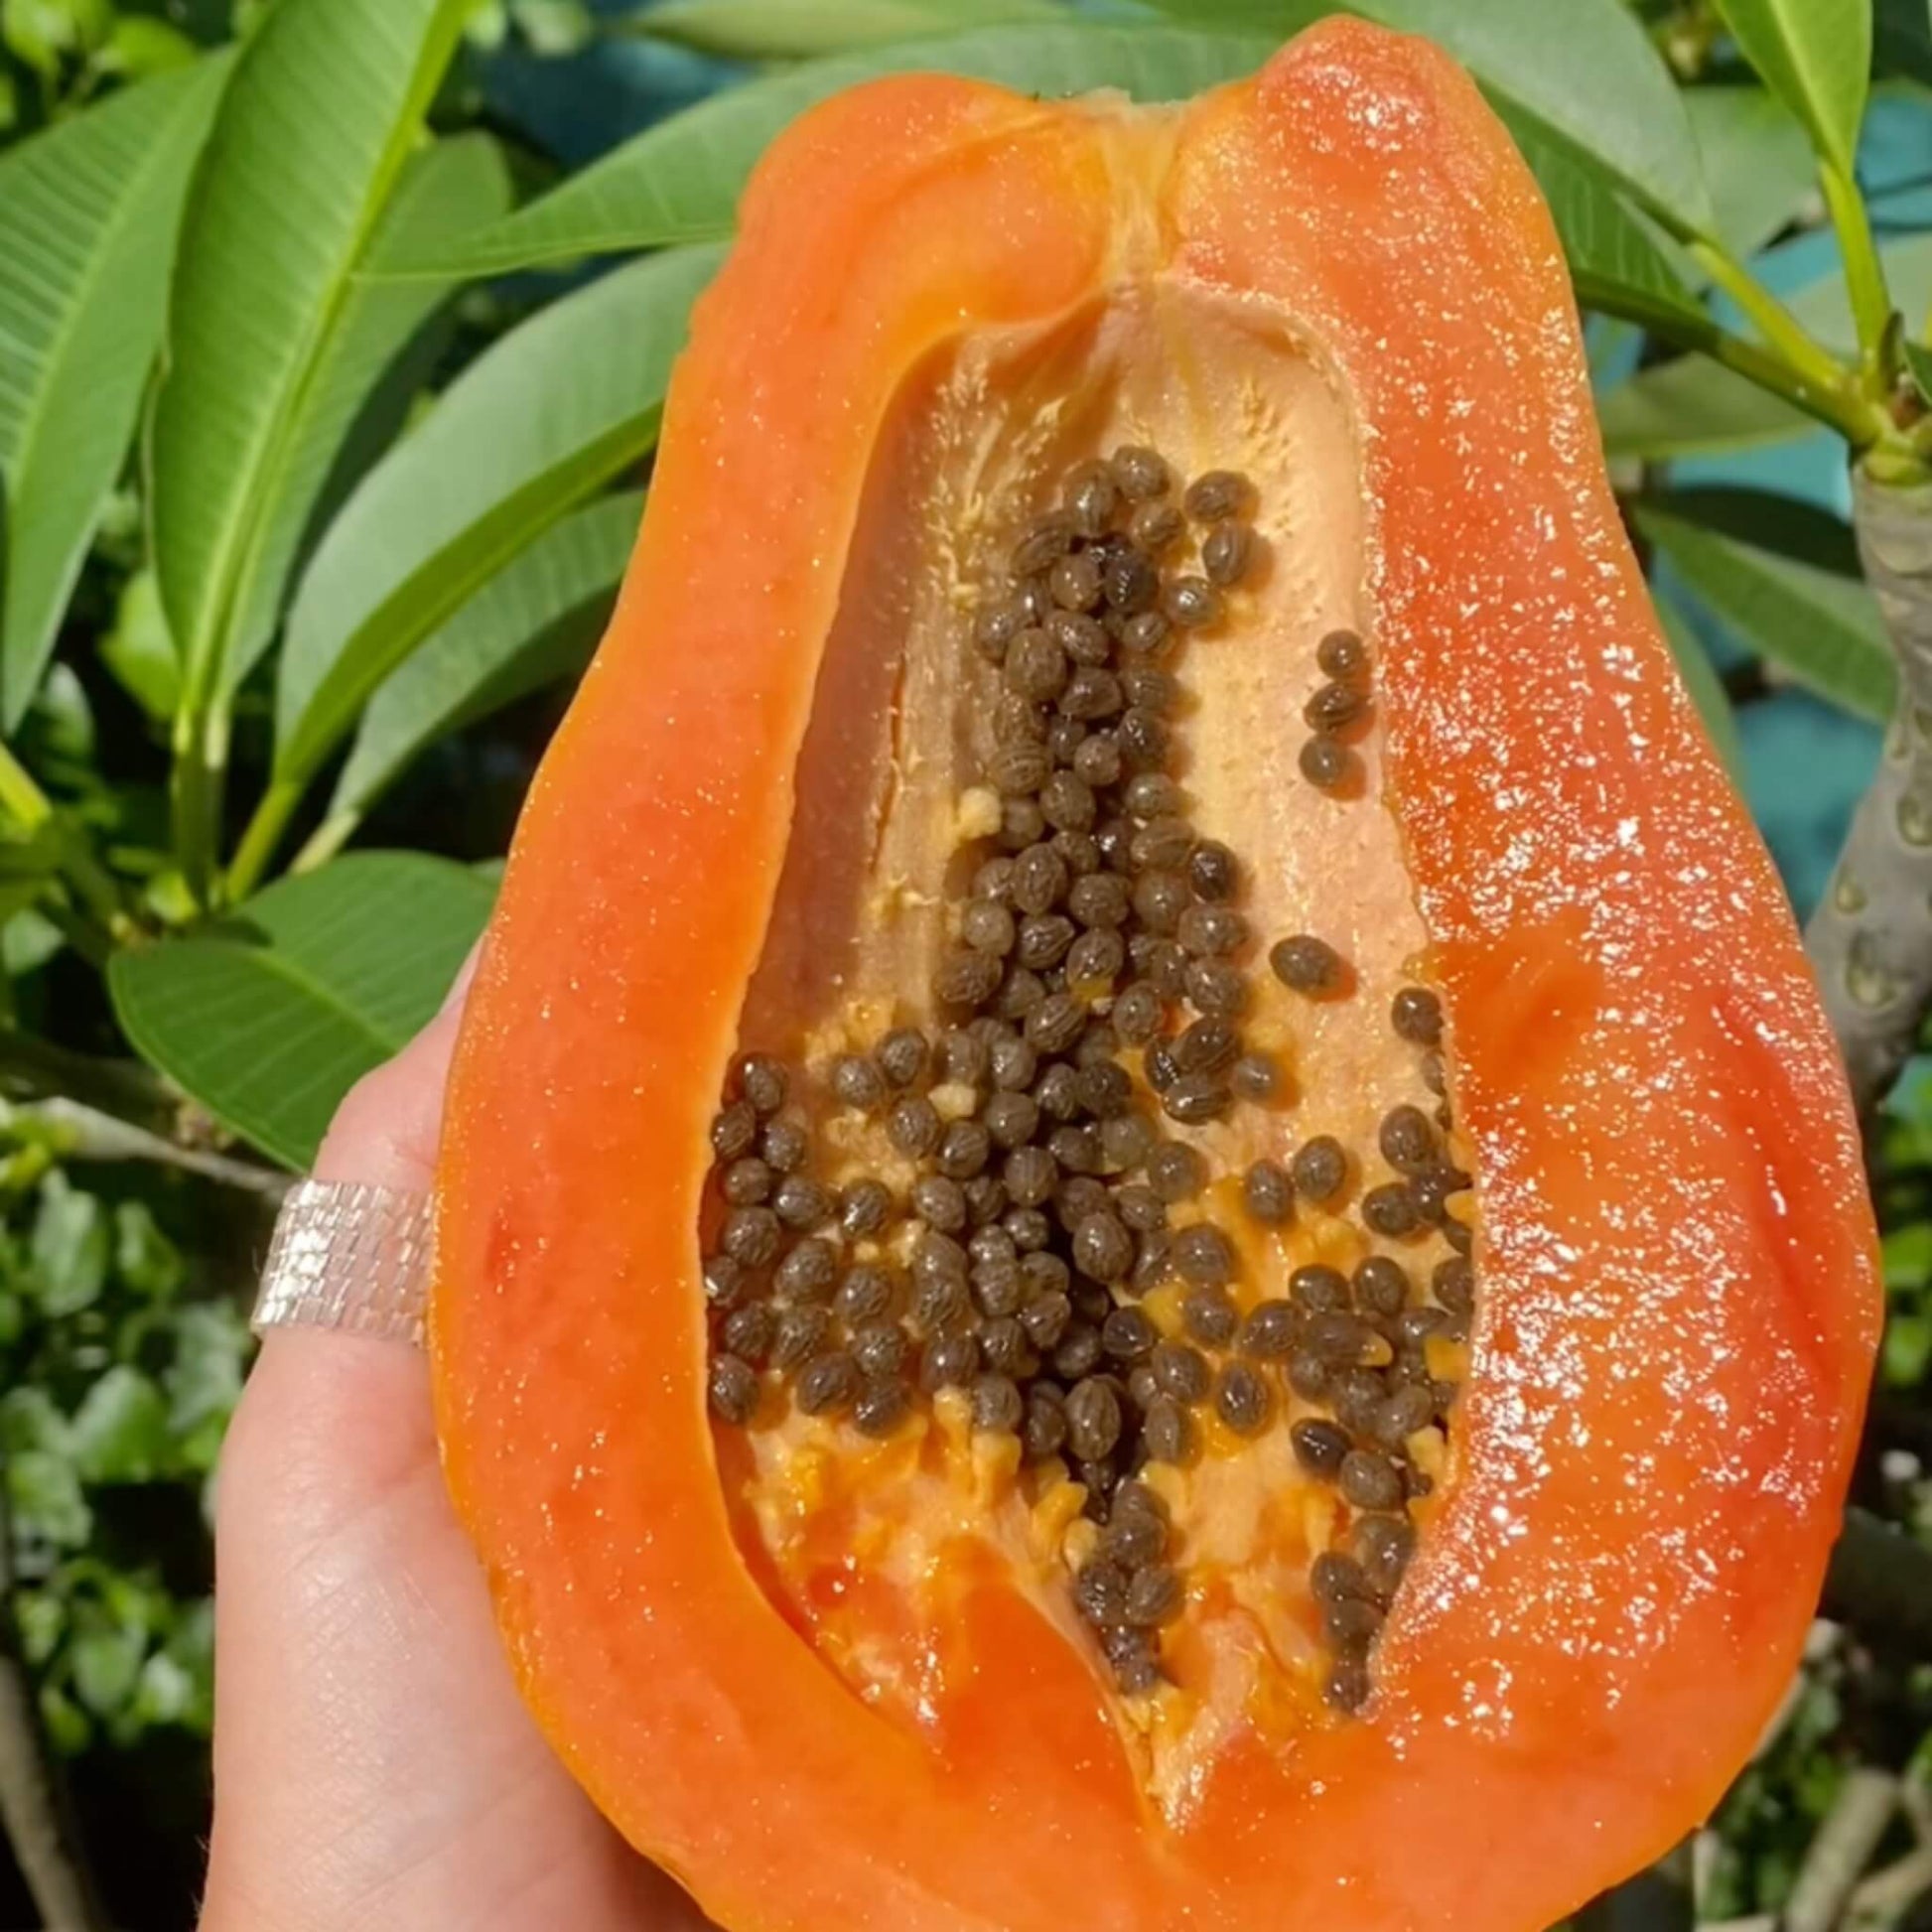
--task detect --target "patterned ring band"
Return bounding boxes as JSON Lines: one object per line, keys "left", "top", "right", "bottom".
{"left": 252, "top": 1178, "right": 433, "bottom": 1348}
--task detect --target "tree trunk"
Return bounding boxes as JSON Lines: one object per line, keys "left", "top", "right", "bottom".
{"left": 1807, "top": 471, "right": 1932, "bottom": 1117}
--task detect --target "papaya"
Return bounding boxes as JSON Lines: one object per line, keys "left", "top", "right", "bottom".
{"left": 431, "top": 18, "right": 1881, "bottom": 1931}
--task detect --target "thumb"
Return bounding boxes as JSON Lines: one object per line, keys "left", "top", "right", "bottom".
{"left": 206, "top": 946, "right": 705, "bottom": 1931}
{"left": 205, "top": 973, "right": 469, "bottom": 1921}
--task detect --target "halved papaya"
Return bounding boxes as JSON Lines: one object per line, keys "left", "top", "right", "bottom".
{"left": 431, "top": 19, "right": 1881, "bottom": 1931}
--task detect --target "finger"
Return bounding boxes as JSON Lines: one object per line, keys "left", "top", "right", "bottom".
{"left": 208, "top": 952, "right": 714, "bottom": 1931}
{"left": 311, "top": 941, "right": 477, "bottom": 1188}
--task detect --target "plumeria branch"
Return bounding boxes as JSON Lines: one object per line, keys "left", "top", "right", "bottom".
{"left": 0, "top": 1472, "right": 111, "bottom": 1931}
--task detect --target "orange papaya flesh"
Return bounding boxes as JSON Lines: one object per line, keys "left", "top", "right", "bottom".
{"left": 432, "top": 19, "right": 1881, "bottom": 1932}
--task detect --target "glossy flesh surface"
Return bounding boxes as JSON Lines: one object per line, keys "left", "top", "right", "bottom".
{"left": 433, "top": 21, "right": 1879, "bottom": 1930}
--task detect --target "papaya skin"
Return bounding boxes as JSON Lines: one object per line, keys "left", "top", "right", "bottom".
{"left": 432, "top": 19, "right": 1881, "bottom": 1932}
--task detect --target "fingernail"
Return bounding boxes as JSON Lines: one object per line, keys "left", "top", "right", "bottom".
{"left": 440, "top": 938, "right": 484, "bottom": 1016}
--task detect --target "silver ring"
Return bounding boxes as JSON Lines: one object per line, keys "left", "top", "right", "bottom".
{"left": 253, "top": 1178, "right": 432, "bottom": 1348}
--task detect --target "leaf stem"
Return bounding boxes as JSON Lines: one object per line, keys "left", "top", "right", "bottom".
{"left": 225, "top": 776, "right": 306, "bottom": 903}
{"left": 170, "top": 702, "right": 226, "bottom": 909}
{"left": 1689, "top": 240, "right": 1858, "bottom": 402}
{"left": 50, "top": 827, "right": 137, "bottom": 944}
{"left": 1583, "top": 285, "right": 1877, "bottom": 444}
{"left": 39, "top": 902, "right": 112, "bottom": 971}
{"left": 0, "top": 745, "right": 53, "bottom": 830}
{"left": 0, "top": 1031, "right": 172, "bottom": 1125}
{"left": 290, "top": 809, "right": 358, "bottom": 876}
{"left": 1818, "top": 161, "right": 1894, "bottom": 391}
{"left": 5, "top": 1095, "right": 288, "bottom": 1196}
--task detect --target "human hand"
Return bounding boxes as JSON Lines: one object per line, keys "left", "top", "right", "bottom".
{"left": 198, "top": 975, "right": 712, "bottom": 1932}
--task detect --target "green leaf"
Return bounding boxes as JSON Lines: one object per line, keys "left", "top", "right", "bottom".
{"left": 1882, "top": 1218, "right": 1932, "bottom": 1287}
{"left": 1883, "top": 1310, "right": 1932, "bottom": 1385}
{"left": 163, "top": 1303, "right": 247, "bottom": 1448}
{"left": 1904, "top": 337, "right": 1932, "bottom": 406}
{"left": 0, "top": 59, "right": 228, "bottom": 730}
{"left": 112, "top": 1200, "right": 183, "bottom": 1301}
{"left": 9, "top": 1450, "right": 90, "bottom": 1551}
{"left": 4, "top": 909, "right": 63, "bottom": 978}
{"left": 109, "top": 853, "right": 493, "bottom": 1168}
{"left": 29, "top": 1169, "right": 107, "bottom": 1315}
{"left": 1778, "top": 233, "right": 1932, "bottom": 353}
{"left": 1133, "top": 0, "right": 1711, "bottom": 230}
{"left": 38, "top": 1683, "right": 90, "bottom": 1755}
{"left": 99, "top": 568, "right": 180, "bottom": 725}
{"left": 69, "top": 1623, "right": 145, "bottom": 1718}
{"left": 1711, "top": 0, "right": 1871, "bottom": 177}
{"left": 381, "top": 25, "right": 1277, "bottom": 278}
{"left": 1634, "top": 488, "right": 1894, "bottom": 722}
{"left": 154, "top": 1598, "right": 213, "bottom": 1732}
{"left": 275, "top": 245, "right": 719, "bottom": 789}
{"left": 15, "top": 1590, "right": 65, "bottom": 1668}
{"left": 149, "top": 0, "right": 473, "bottom": 727}
{"left": 626, "top": 0, "right": 1059, "bottom": 60}
{"left": 2, "top": 0, "right": 106, "bottom": 72}
{"left": 1874, "top": 0, "right": 1932, "bottom": 84}
{"left": 1597, "top": 357, "right": 1814, "bottom": 459}
{"left": 1, "top": 1388, "right": 69, "bottom": 1457}
{"left": 1684, "top": 83, "right": 1819, "bottom": 262}
{"left": 512, "top": 0, "right": 594, "bottom": 55}
{"left": 69, "top": 1366, "right": 171, "bottom": 1482}
{"left": 467, "top": 0, "right": 511, "bottom": 52}
{"left": 1493, "top": 103, "right": 1706, "bottom": 333}
{"left": 132, "top": 1647, "right": 197, "bottom": 1730}
{"left": 328, "top": 489, "right": 640, "bottom": 831}
{"left": 1654, "top": 595, "right": 1743, "bottom": 776}
{"left": 100, "top": 17, "right": 201, "bottom": 77}
{"left": 215, "top": 133, "right": 515, "bottom": 701}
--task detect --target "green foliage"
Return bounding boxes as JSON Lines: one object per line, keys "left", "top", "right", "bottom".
{"left": 1882, "top": 1221, "right": 1932, "bottom": 1386}
{"left": 1712, "top": 0, "right": 1870, "bottom": 178}
{"left": 1, "top": 1127, "right": 244, "bottom": 1757}
{"left": 1634, "top": 490, "right": 1896, "bottom": 721}
{"left": 149, "top": 0, "right": 475, "bottom": 893}
{"left": 381, "top": 23, "right": 1278, "bottom": 279}
{"left": 207, "top": 131, "right": 515, "bottom": 705}
{"left": 1702, "top": 1670, "right": 1851, "bottom": 1918}
{"left": 271, "top": 243, "right": 718, "bottom": 801}
{"left": 1682, "top": 83, "right": 1817, "bottom": 263}
{"left": 110, "top": 852, "right": 493, "bottom": 1167}
{"left": 0, "top": 57, "right": 227, "bottom": 726}
{"left": 1490, "top": 101, "right": 1706, "bottom": 334}
{"left": 323, "top": 488, "right": 643, "bottom": 851}
{"left": 1597, "top": 357, "right": 1814, "bottom": 459}
{"left": 624, "top": 0, "right": 1060, "bottom": 60}
{"left": 1874, "top": 0, "right": 1932, "bottom": 87}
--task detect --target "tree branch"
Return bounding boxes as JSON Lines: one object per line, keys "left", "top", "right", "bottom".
{"left": 1823, "top": 1508, "right": 1932, "bottom": 1655}
{"left": 0, "top": 1463, "right": 110, "bottom": 1931}
{"left": 0, "top": 1032, "right": 172, "bottom": 1129}
{"left": 11, "top": 1097, "right": 289, "bottom": 1198}
{"left": 1849, "top": 1845, "right": 1932, "bottom": 1930}
{"left": 1807, "top": 470, "right": 1932, "bottom": 1116}
{"left": 1786, "top": 1766, "right": 1901, "bottom": 1932}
